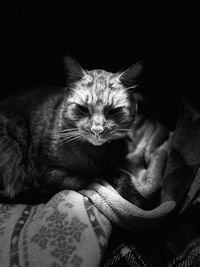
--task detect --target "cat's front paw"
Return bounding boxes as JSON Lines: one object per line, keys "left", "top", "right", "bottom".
{"left": 61, "top": 175, "right": 92, "bottom": 191}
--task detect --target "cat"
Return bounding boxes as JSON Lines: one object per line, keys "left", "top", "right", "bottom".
{"left": 0, "top": 56, "right": 142, "bottom": 203}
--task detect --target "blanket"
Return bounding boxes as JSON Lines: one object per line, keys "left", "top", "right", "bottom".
{"left": 100, "top": 103, "right": 200, "bottom": 266}
{"left": 1, "top": 102, "right": 200, "bottom": 266}
{"left": 81, "top": 116, "right": 173, "bottom": 231}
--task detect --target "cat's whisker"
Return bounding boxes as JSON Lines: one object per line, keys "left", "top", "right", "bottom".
{"left": 124, "top": 85, "right": 138, "bottom": 91}
{"left": 59, "top": 133, "right": 81, "bottom": 139}
{"left": 118, "top": 132, "right": 129, "bottom": 135}
{"left": 61, "top": 135, "right": 83, "bottom": 144}
{"left": 50, "top": 129, "right": 79, "bottom": 138}
{"left": 112, "top": 131, "right": 129, "bottom": 139}
{"left": 116, "top": 132, "right": 127, "bottom": 136}
{"left": 50, "top": 128, "right": 78, "bottom": 133}
{"left": 53, "top": 132, "right": 79, "bottom": 137}
{"left": 59, "top": 137, "right": 76, "bottom": 144}
{"left": 70, "top": 136, "right": 83, "bottom": 143}
{"left": 52, "top": 134, "right": 78, "bottom": 140}
{"left": 59, "top": 133, "right": 82, "bottom": 143}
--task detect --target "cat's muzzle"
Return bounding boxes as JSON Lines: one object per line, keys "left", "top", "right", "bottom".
{"left": 90, "top": 125, "right": 105, "bottom": 137}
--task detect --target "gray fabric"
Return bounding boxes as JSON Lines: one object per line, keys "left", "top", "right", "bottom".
{"left": 81, "top": 116, "right": 175, "bottom": 231}
{"left": 102, "top": 104, "right": 200, "bottom": 266}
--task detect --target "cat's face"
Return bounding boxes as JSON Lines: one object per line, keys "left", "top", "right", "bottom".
{"left": 62, "top": 57, "right": 142, "bottom": 146}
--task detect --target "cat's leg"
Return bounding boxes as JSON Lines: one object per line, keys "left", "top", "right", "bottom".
{"left": 42, "top": 168, "right": 92, "bottom": 191}
{"left": 7, "top": 169, "right": 92, "bottom": 204}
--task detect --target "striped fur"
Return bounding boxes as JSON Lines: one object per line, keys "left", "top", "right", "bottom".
{"left": 0, "top": 57, "right": 142, "bottom": 200}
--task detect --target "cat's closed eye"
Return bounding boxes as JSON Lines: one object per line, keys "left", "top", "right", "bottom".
{"left": 107, "top": 107, "right": 123, "bottom": 116}
{"left": 76, "top": 104, "right": 89, "bottom": 115}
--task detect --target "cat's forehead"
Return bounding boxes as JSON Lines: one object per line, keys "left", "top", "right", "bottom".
{"left": 81, "top": 69, "right": 119, "bottom": 87}
{"left": 69, "top": 69, "right": 130, "bottom": 108}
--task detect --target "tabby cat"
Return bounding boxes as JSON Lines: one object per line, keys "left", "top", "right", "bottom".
{"left": 0, "top": 56, "right": 142, "bottom": 203}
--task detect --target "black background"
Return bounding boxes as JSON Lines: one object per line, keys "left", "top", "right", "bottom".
{"left": 0, "top": 1, "right": 199, "bottom": 128}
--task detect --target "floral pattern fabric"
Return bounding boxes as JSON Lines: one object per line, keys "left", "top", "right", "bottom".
{"left": 0, "top": 190, "right": 111, "bottom": 267}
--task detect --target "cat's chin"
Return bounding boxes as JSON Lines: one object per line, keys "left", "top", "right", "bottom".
{"left": 87, "top": 138, "right": 107, "bottom": 146}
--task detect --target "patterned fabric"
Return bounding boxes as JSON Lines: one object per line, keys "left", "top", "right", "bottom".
{"left": 0, "top": 191, "right": 111, "bottom": 267}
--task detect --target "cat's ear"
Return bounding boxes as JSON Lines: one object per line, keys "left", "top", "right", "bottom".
{"left": 118, "top": 61, "right": 143, "bottom": 87}
{"left": 64, "top": 55, "right": 85, "bottom": 83}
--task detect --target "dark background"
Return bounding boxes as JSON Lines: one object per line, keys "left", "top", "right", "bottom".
{"left": 0, "top": 1, "right": 199, "bottom": 128}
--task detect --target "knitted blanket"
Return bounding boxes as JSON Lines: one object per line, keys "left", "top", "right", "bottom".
{"left": 81, "top": 115, "right": 172, "bottom": 231}
{"left": 100, "top": 104, "right": 200, "bottom": 267}
{"left": 0, "top": 103, "right": 200, "bottom": 266}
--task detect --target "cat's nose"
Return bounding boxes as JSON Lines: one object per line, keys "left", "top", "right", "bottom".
{"left": 91, "top": 125, "right": 105, "bottom": 136}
